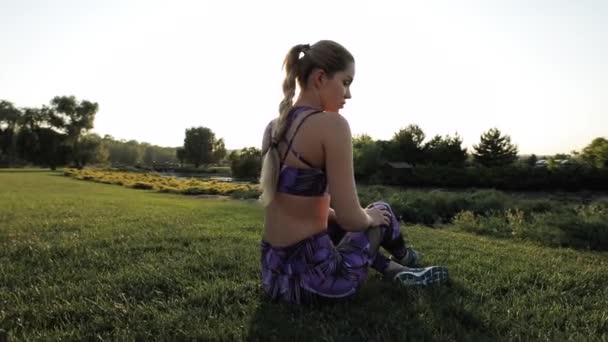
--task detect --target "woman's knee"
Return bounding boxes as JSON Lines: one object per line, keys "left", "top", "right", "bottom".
{"left": 367, "top": 201, "right": 401, "bottom": 239}
{"left": 366, "top": 200, "right": 392, "bottom": 211}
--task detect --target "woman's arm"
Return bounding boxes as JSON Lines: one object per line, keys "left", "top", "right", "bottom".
{"left": 323, "top": 114, "right": 371, "bottom": 231}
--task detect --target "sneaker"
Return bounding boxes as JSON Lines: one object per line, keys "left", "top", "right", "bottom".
{"left": 393, "top": 266, "right": 449, "bottom": 286}
{"left": 390, "top": 247, "right": 422, "bottom": 268}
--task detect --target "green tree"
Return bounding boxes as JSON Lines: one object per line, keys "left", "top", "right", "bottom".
{"left": 15, "top": 108, "right": 43, "bottom": 163}
{"left": 230, "top": 147, "right": 262, "bottom": 180}
{"left": 141, "top": 143, "right": 178, "bottom": 166}
{"left": 50, "top": 96, "right": 99, "bottom": 167}
{"left": 75, "top": 133, "right": 107, "bottom": 166}
{"left": 390, "top": 124, "right": 426, "bottom": 164}
{"left": 424, "top": 133, "right": 468, "bottom": 167}
{"left": 104, "top": 137, "right": 141, "bottom": 165}
{"left": 176, "top": 147, "right": 186, "bottom": 167}
{"left": 0, "top": 100, "right": 22, "bottom": 159}
{"left": 579, "top": 137, "right": 608, "bottom": 168}
{"left": 183, "top": 127, "right": 215, "bottom": 168}
{"left": 352, "top": 134, "right": 383, "bottom": 179}
{"left": 526, "top": 154, "right": 538, "bottom": 167}
{"left": 36, "top": 128, "right": 69, "bottom": 170}
{"left": 213, "top": 138, "right": 227, "bottom": 164}
{"left": 142, "top": 143, "right": 155, "bottom": 166}
{"left": 472, "top": 128, "right": 518, "bottom": 167}
{"left": 15, "top": 107, "right": 65, "bottom": 166}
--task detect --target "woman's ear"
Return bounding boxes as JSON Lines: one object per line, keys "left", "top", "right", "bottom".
{"left": 311, "top": 68, "right": 327, "bottom": 89}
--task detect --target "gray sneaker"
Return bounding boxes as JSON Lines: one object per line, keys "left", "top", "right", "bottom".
{"left": 390, "top": 246, "right": 422, "bottom": 268}
{"left": 393, "top": 266, "right": 449, "bottom": 286}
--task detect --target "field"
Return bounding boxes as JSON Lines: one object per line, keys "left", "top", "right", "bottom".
{"left": 1, "top": 170, "right": 607, "bottom": 341}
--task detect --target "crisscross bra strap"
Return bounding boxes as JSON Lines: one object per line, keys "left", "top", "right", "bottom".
{"left": 280, "top": 110, "right": 324, "bottom": 165}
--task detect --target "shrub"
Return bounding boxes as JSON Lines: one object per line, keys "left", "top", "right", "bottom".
{"left": 452, "top": 210, "right": 479, "bottom": 233}
{"left": 468, "top": 189, "right": 511, "bottom": 214}
{"left": 131, "top": 182, "right": 154, "bottom": 190}
{"left": 506, "top": 208, "right": 526, "bottom": 238}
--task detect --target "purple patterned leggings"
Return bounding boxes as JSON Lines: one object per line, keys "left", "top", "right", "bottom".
{"left": 260, "top": 201, "right": 408, "bottom": 304}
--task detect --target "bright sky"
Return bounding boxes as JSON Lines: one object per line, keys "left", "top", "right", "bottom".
{"left": 1, "top": 0, "right": 606, "bottom": 155}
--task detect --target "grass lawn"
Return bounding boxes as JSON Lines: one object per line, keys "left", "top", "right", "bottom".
{"left": 1, "top": 170, "right": 607, "bottom": 341}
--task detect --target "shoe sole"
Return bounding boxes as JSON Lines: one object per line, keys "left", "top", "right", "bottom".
{"left": 394, "top": 266, "right": 449, "bottom": 286}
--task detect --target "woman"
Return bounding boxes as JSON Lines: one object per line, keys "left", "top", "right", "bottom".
{"left": 259, "top": 40, "right": 448, "bottom": 304}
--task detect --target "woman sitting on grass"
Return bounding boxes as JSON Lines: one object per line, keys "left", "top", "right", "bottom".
{"left": 259, "top": 40, "right": 449, "bottom": 304}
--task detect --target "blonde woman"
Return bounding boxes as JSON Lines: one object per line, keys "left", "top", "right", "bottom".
{"left": 259, "top": 40, "right": 448, "bottom": 304}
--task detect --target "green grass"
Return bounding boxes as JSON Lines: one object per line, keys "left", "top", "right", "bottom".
{"left": 1, "top": 171, "right": 608, "bottom": 341}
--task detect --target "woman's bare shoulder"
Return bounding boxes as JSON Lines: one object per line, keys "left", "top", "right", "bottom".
{"left": 319, "top": 111, "right": 351, "bottom": 136}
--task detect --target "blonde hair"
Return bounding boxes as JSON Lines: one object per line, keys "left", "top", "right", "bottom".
{"left": 258, "top": 40, "right": 354, "bottom": 206}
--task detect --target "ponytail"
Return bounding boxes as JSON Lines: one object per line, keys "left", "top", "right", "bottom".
{"left": 259, "top": 44, "right": 311, "bottom": 206}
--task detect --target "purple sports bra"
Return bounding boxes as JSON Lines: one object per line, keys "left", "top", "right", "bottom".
{"left": 271, "top": 106, "right": 328, "bottom": 196}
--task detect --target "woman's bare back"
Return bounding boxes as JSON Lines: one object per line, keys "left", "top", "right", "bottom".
{"left": 262, "top": 109, "right": 332, "bottom": 247}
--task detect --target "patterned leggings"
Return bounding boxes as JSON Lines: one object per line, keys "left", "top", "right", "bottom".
{"left": 260, "top": 201, "right": 408, "bottom": 304}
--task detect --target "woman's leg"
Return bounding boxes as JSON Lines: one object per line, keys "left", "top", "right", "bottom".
{"left": 327, "top": 201, "right": 432, "bottom": 278}
{"left": 327, "top": 219, "right": 392, "bottom": 273}
{"left": 365, "top": 201, "right": 421, "bottom": 267}
{"left": 329, "top": 201, "right": 420, "bottom": 267}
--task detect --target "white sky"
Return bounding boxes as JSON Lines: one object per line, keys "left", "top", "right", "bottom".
{"left": 1, "top": 0, "right": 606, "bottom": 155}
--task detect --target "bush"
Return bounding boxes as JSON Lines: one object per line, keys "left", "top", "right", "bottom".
{"left": 468, "top": 189, "right": 512, "bottom": 215}
{"left": 365, "top": 188, "right": 511, "bottom": 225}
{"left": 182, "top": 187, "right": 204, "bottom": 195}
{"left": 451, "top": 204, "right": 608, "bottom": 251}
{"left": 361, "top": 163, "right": 608, "bottom": 192}
{"left": 63, "top": 168, "right": 259, "bottom": 197}
{"left": 452, "top": 210, "right": 480, "bottom": 233}
{"left": 452, "top": 210, "right": 511, "bottom": 237}
{"left": 131, "top": 182, "right": 154, "bottom": 190}
{"left": 229, "top": 188, "right": 260, "bottom": 200}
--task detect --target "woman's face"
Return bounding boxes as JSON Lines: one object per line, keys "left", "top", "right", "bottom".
{"left": 319, "top": 62, "right": 355, "bottom": 112}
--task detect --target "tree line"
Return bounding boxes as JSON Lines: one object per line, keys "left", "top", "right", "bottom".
{"left": 0, "top": 97, "right": 99, "bottom": 169}
{"left": 0, "top": 97, "right": 229, "bottom": 170}
{"left": 225, "top": 124, "right": 608, "bottom": 189}
{"left": 2, "top": 96, "right": 607, "bottom": 188}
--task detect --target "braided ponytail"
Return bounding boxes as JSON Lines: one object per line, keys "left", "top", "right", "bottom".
{"left": 259, "top": 44, "right": 310, "bottom": 206}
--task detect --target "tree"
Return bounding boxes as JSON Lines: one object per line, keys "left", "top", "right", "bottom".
{"left": 0, "top": 100, "right": 22, "bottom": 158}
{"left": 183, "top": 127, "right": 215, "bottom": 168}
{"left": 50, "top": 96, "right": 99, "bottom": 167}
{"left": 212, "top": 138, "right": 227, "bottom": 164}
{"left": 176, "top": 147, "right": 186, "bottom": 167}
{"left": 36, "top": 128, "right": 69, "bottom": 170}
{"left": 579, "top": 137, "right": 608, "bottom": 168}
{"left": 152, "top": 146, "right": 178, "bottom": 165}
{"left": 230, "top": 147, "right": 262, "bottom": 180}
{"left": 104, "top": 138, "right": 141, "bottom": 165}
{"left": 75, "top": 133, "right": 107, "bottom": 166}
{"left": 15, "top": 107, "right": 64, "bottom": 166}
{"left": 526, "top": 154, "right": 538, "bottom": 167}
{"left": 99, "top": 136, "right": 177, "bottom": 167}
{"left": 390, "top": 124, "right": 426, "bottom": 164}
{"left": 424, "top": 133, "right": 468, "bottom": 167}
{"left": 353, "top": 133, "right": 374, "bottom": 149}
{"left": 352, "top": 134, "right": 383, "bottom": 179}
{"left": 472, "top": 128, "right": 518, "bottom": 167}
{"left": 142, "top": 143, "right": 155, "bottom": 166}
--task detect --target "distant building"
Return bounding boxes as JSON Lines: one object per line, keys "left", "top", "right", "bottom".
{"left": 382, "top": 161, "right": 414, "bottom": 184}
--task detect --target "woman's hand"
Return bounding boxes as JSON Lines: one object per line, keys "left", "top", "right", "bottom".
{"left": 365, "top": 205, "right": 392, "bottom": 227}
